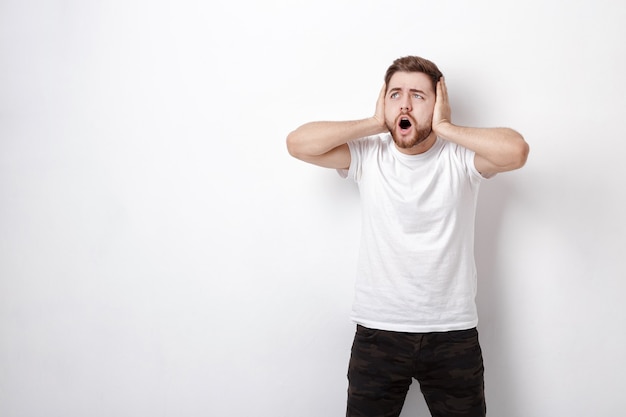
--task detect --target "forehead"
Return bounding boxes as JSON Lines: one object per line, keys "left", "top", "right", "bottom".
{"left": 387, "top": 71, "right": 434, "bottom": 94}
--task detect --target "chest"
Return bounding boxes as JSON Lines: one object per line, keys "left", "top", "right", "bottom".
{"left": 357, "top": 151, "right": 477, "bottom": 233}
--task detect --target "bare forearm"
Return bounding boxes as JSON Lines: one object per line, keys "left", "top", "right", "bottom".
{"left": 435, "top": 122, "right": 529, "bottom": 171}
{"left": 287, "top": 117, "right": 386, "bottom": 157}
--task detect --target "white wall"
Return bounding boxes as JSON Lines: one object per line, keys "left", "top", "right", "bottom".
{"left": 1, "top": 0, "right": 625, "bottom": 416}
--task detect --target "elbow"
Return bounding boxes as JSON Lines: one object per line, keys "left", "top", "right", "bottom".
{"left": 501, "top": 130, "right": 529, "bottom": 171}
{"left": 513, "top": 134, "right": 530, "bottom": 169}
{"left": 286, "top": 129, "right": 318, "bottom": 160}
{"left": 491, "top": 132, "right": 529, "bottom": 173}
{"left": 286, "top": 130, "right": 303, "bottom": 159}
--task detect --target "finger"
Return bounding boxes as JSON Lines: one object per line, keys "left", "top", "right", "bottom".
{"left": 439, "top": 76, "right": 448, "bottom": 97}
{"left": 377, "top": 83, "right": 386, "bottom": 106}
{"left": 374, "top": 83, "right": 386, "bottom": 124}
{"left": 435, "top": 78, "right": 444, "bottom": 102}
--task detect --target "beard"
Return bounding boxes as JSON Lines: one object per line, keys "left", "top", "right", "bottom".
{"left": 386, "top": 114, "right": 433, "bottom": 150}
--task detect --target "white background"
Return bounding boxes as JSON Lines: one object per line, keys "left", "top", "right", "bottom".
{"left": 1, "top": 1, "right": 625, "bottom": 416}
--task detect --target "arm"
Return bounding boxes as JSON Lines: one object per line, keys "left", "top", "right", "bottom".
{"left": 286, "top": 85, "right": 388, "bottom": 169}
{"left": 432, "top": 77, "right": 529, "bottom": 178}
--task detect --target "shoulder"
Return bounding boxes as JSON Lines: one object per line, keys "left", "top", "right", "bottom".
{"left": 439, "top": 139, "right": 485, "bottom": 180}
{"left": 349, "top": 133, "right": 390, "bottom": 154}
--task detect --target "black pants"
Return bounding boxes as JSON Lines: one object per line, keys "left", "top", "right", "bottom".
{"left": 347, "top": 325, "right": 486, "bottom": 417}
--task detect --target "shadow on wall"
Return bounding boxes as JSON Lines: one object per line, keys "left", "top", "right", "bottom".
{"left": 474, "top": 174, "right": 522, "bottom": 415}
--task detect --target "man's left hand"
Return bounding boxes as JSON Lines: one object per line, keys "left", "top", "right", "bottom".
{"left": 432, "top": 77, "right": 453, "bottom": 134}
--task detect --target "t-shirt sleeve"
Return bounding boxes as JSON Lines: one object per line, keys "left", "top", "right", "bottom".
{"left": 455, "top": 144, "right": 489, "bottom": 182}
{"left": 336, "top": 137, "right": 371, "bottom": 182}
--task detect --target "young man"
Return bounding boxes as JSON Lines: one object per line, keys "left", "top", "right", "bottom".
{"left": 286, "top": 56, "right": 529, "bottom": 417}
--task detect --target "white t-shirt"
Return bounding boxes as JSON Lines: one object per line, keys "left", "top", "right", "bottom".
{"left": 339, "top": 134, "right": 485, "bottom": 333}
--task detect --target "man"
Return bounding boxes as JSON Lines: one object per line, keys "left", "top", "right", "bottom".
{"left": 286, "top": 56, "right": 529, "bottom": 417}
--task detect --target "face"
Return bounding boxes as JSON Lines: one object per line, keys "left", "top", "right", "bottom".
{"left": 384, "top": 71, "right": 437, "bottom": 154}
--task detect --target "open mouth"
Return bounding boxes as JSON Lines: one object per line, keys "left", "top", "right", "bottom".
{"left": 399, "top": 117, "right": 412, "bottom": 130}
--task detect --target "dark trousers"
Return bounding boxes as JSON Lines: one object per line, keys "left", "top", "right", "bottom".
{"left": 347, "top": 325, "right": 486, "bottom": 417}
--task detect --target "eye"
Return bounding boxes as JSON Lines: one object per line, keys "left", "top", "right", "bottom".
{"left": 390, "top": 92, "right": 400, "bottom": 99}
{"left": 413, "top": 93, "right": 424, "bottom": 100}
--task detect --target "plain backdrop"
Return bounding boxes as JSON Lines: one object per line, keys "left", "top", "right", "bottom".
{"left": 1, "top": 0, "right": 625, "bottom": 416}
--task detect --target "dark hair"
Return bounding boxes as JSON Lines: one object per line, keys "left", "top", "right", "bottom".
{"left": 384, "top": 56, "right": 443, "bottom": 92}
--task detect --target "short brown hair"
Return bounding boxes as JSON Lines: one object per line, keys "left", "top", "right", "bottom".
{"left": 384, "top": 56, "right": 443, "bottom": 92}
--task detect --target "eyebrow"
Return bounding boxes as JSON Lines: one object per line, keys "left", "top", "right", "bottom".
{"left": 388, "top": 87, "right": 429, "bottom": 96}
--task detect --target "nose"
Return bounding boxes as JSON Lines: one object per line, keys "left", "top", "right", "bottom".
{"left": 400, "top": 98, "right": 412, "bottom": 113}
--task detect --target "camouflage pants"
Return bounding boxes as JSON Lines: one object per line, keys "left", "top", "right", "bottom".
{"left": 347, "top": 325, "right": 486, "bottom": 417}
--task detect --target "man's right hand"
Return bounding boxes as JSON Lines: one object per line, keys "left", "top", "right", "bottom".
{"left": 373, "top": 83, "right": 388, "bottom": 132}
